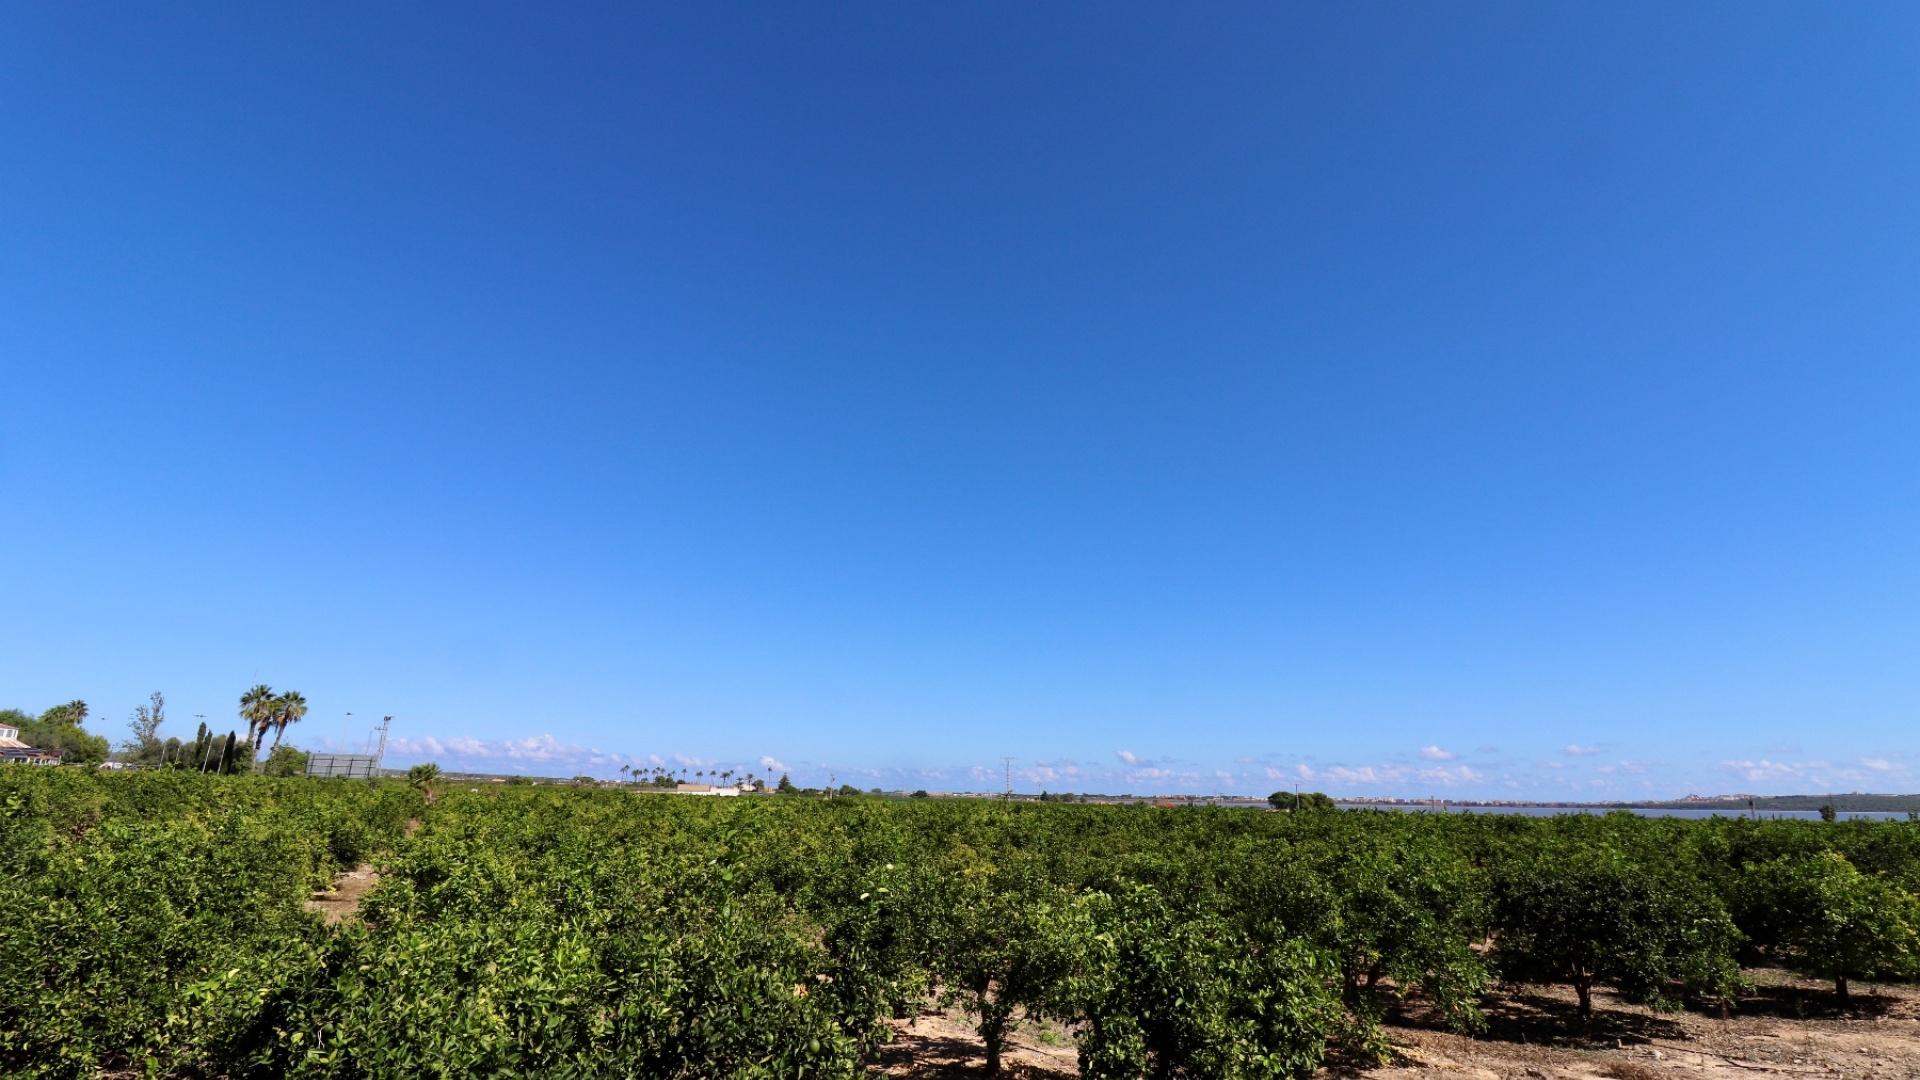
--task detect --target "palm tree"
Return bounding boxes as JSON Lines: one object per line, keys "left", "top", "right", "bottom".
{"left": 239, "top": 685, "right": 276, "bottom": 765}
{"left": 268, "top": 690, "right": 307, "bottom": 752}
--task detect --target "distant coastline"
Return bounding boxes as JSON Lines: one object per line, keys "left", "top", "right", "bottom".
{"left": 393, "top": 772, "right": 1920, "bottom": 812}
{"left": 1336, "top": 793, "right": 1920, "bottom": 813}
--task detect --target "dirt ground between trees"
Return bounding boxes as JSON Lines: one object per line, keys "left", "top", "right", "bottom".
{"left": 303, "top": 863, "right": 379, "bottom": 925}
{"left": 870, "top": 973, "right": 1920, "bottom": 1079}
{"left": 872, "top": 1007, "right": 1082, "bottom": 1078}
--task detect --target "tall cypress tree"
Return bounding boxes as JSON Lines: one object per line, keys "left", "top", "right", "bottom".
{"left": 217, "top": 731, "right": 236, "bottom": 775}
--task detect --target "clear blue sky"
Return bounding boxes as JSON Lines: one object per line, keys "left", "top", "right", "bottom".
{"left": 3, "top": 4, "right": 1916, "bottom": 797}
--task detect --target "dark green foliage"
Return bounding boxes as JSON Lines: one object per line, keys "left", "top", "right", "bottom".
{"left": 1068, "top": 886, "right": 1339, "bottom": 1079}
{"left": 1492, "top": 848, "right": 1741, "bottom": 1019}
{"left": 1268, "top": 790, "right": 1337, "bottom": 812}
{"left": 1739, "top": 852, "right": 1920, "bottom": 999}
{"left": 927, "top": 861, "right": 1077, "bottom": 1073}
{"left": 0, "top": 770, "right": 420, "bottom": 1078}
{"left": 3, "top": 702, "right": 111, "bottom": 765}
{"left": 1291, "top": 823, "right": 1490, "bottom": 1028}
{"left": 10, "top": 772, "right": 1920, "bottom": 1079}
{"left": 263, "top": 744, "right": 311, "bottom": 777}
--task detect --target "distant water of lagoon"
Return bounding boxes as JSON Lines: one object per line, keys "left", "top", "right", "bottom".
{"left": 1335, "top": 803, "right": 1912, "bottom": 822}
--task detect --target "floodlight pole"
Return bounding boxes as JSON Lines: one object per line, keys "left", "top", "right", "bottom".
{"left": 373, "top": 716, "right": 392, "bottom": 774}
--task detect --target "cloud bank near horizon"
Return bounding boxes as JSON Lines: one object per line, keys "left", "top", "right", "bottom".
{"left": 353, "top": 733, "right": 1915, "bottom": 798}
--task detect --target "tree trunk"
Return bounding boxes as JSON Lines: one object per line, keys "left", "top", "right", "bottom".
{"left": 983, "top": 1024, "right": 1003, "bottom": 1075}
{"left": 1836, "top": 972, "right": 1850, "bottom": 1002}
{"left": 1575, "top": 978, "right": 1592, "bottom": 1022}
{"left": 977, "top": 988, "right": 1009, "bottom": 1076}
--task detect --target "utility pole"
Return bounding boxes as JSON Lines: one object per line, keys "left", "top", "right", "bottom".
{"left": 1002, "top": 757, "right": 1015, "bottom": 799}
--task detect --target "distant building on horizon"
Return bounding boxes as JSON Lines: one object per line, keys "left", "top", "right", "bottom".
{"left": 673, "top": 782, "right": 741, "bottom": 796}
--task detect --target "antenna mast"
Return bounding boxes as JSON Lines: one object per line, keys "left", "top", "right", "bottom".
{"left": 1002, "top": 756, "right": 1015, "bottom": 798}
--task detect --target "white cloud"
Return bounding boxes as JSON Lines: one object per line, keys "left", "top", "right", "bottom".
{"left": 1716, "top": 756, "right": 1906, "bottom": 789}
{"left": 1291, "top": 761, "right": 1484, "bottom": 789}
{"left": 387, "top": 733, "right": 632, "bottom": 769}
{"left": 1721, "top": 759, "right": 1822, "bottom": 783}
{"left": 362, "top": 733, "right": 1790, "bottom": 798}
{"left": 1023, "top": 760, "right": 1085, "bottom": 785}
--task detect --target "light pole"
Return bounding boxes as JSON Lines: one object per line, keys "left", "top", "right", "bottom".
{"left": 195, "top": 715, "right": 213, "bottom": 773}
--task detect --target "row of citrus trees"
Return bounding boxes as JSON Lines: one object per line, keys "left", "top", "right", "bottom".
{"left": 5, "top": 771, "right": 1920, "bottom": 1079}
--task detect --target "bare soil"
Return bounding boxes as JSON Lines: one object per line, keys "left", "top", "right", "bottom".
{"left": 868, "top": 973, "right": 1920, "bottom": 1079}
{"left": 873, "top": 1006, "right": 1080, "bottom": 1078}
{"left": 1362, "top": 973, "right": 1920, "bottom": 1080}
{"left": 304, "top": 863, "right": 379, "bottom": 925}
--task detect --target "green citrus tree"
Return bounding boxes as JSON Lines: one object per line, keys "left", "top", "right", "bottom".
{"left": 1492, "top": 848, "right": 1741, "bottom": 1021}
{"left": 1740, "top": 852, "right": 1920, "bottom": 1000}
